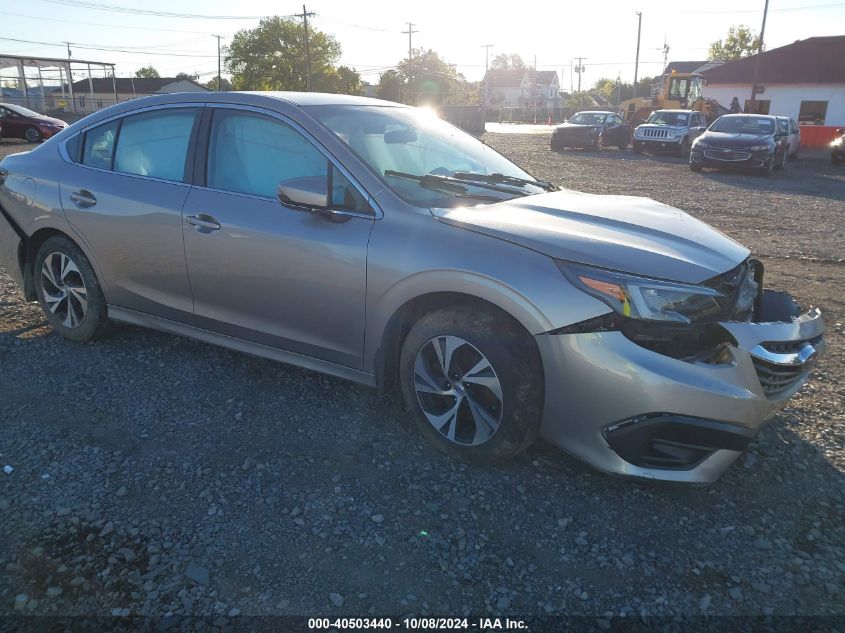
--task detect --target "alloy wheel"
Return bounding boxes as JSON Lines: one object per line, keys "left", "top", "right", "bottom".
{"left": 25, "top": 127, "right": 41, "bottom": 143}
{"left": 40, "top": 252, "right": 88, "bottom": 328}
{"left": 413, "top": 335, "right": 503, "bottom": 446}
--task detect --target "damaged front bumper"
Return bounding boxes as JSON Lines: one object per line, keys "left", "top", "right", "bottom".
{"left": 535, "top": 289, "right": 825, "bottom": 483}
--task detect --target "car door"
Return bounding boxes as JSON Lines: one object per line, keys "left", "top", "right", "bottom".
{"left": 610, "top": 114, "right": 628, "bottom": 146}
{"left": 0, "top": 106, "right": 23, "bottom": 139}
{"left": 59, "top": 105, "right": 201, "bottom": 322}
{"left": 181, "top": 106, "right": 375, "bottom": 370}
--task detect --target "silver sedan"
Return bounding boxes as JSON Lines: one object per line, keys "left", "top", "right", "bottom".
{"left": 0, "top": 92, "right": 825, "bottom": 482}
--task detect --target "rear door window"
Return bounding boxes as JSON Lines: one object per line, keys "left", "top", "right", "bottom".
{"left": 82, "top": 120, "right": 118, "bottom": 170}
{"left": 113, "top": 109, "right": 198, "bottom": 182}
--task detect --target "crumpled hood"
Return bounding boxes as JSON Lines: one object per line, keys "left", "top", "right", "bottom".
{"left": 432, "top": 189, "right": 750, "bottom": 283}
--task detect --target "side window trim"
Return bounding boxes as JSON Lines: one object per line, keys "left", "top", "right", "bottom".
{"left": 61, "top": 102, "right": 204, "bottom": 178}
{"left": 199, "top": 104, "right": 381, "bottom": 219}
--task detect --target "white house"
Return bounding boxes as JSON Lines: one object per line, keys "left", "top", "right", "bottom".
{"left": 484, "top": 68, "right": 561, "bottom": 109}
{"left": 702, "top": 36, "right": 845, "bottom": 147}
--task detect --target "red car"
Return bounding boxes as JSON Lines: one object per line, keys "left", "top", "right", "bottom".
{"left": 0, "top": 103, "right": 68, "bottom": 143}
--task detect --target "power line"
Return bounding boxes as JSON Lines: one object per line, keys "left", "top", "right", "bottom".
{"left": 0, "top": 35, "right": 218, "bottom": 57}
{"left": 35, "top": 0, "right": 294, "bottom": 20}
{"left": 0, "top": 10, "right": 222, "bottom": 34}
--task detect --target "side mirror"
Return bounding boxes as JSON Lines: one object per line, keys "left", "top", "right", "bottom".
{"left": 276, "top": 177, "right": 350, "bottom": 223}
{"left": 277, "top": 177, "right": 328, "bottom": 209}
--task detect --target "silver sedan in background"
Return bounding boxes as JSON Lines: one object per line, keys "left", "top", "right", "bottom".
{"left": 0, "top": 92, "right": 825, "bottom": 483}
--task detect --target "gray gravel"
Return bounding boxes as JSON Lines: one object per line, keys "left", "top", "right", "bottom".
{"left": 1, "top": 136, "right": 844, "bottom": 620}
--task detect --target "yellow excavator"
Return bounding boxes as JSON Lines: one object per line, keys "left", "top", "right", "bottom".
{"left": 619, "top": 70, "right": 730, "bottom": 127}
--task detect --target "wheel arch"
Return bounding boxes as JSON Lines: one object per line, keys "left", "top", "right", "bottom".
{"left": 22, "top": 227, "right": 101, "bottom": 301}
{"left": 371, "top": 287, "right": 546, "bottom": 394}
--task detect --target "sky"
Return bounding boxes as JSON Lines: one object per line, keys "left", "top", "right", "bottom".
{"left": 1, "top": 0, "right": 844, "bottom": 89}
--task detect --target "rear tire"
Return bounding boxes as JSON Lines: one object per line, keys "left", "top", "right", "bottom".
{"left": 34, "top": 236, "right": 108, "bottom": 342}
{"left": 399, "top": 306, "right": 543, "bottom": 465}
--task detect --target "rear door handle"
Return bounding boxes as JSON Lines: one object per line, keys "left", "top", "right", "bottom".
{"left": 186, "top": 214, "right": 221, "bottom": 231}
{"left": 70, "top": 190, "right": 97, "bottom": 208}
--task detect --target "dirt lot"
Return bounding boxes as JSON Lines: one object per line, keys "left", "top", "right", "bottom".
{"left": 1, "top": 135, "right": 844, "bottom": 624}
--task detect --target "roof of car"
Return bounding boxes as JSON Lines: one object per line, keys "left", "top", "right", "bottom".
{"left": 719, "top": 113, "right": 776, "bottom": 119}
{"left": 653, "top": 109, "right": 695, "bottom": 114}
{"left": 243, "top": 91, "right": 404, "bottom": 107}
{"left": 574, "top": 110, "right": 615, "bottom": 115}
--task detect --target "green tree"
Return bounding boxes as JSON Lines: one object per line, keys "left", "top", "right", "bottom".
{"left": 205, "top": 76, "right": 232, "bottom": 91}
{"left": 226, "top": 16, "right": 341, "bottom": 91}
{"left": 175, "top": 72, "right": 198, "bottom": 81}
{"left": 134, "top": 66, "right": 160, "bottom": 79}
{"left": 377, "top": 69, "right": 403, "bottom": 102}
{"left": 398, "top": 49, "right": 464, "bottom": 105}
{"left": 314, "top": 65, "right": 364, "bottom": 95}
{"left": 490, "top": 53, "right": 526, "bottom": 70}
{"left": 708, "top": 25, "right": 762, "bottom": 61}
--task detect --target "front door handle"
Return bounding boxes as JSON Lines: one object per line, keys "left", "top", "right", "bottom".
{"left": 186, "top": 214, "right": 221, "bottom": 231}
{"left": 70, "top": 190, "right": 97, "bottom": 208}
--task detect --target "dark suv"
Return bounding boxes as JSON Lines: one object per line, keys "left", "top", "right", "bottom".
{"left": 0, "top": 103, "right": 68, "bottom": 143}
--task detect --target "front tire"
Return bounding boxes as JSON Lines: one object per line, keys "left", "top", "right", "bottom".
{"left": 34, "top": 236, "right": 108, "bottom": 342}
{"left": 24, "top": 127, "right": 42, "bottom": 143}
{"left": 399, "top": 306, "right": 543, "bottom": 464}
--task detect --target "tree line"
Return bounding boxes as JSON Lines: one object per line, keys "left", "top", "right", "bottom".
{"left": 132, "top": 21, "right": 761, "bottom": 106}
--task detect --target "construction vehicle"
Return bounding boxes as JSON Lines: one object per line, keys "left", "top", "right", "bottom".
{"left": 619, "top": 69, "right": 731, "bottom": 128}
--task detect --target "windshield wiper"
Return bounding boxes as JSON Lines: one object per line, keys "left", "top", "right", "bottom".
{"left": 383, "top": 170, "right": 510, "bottom": 203}
{"left": 450, "top": 171, "right": 558, "bottom": 192}
{"left": 384, "top": 169, "right": 524, "bottom": 199}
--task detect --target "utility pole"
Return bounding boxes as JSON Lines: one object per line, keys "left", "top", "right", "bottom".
{"left": 298, "top": 5, "right": 316, "bottom": 91}
{"left": 481, "top": 44, "right": 494, "bottom": 122}
{"left": 749, "top": 0, "right": 770, "bottom": 112}
{"left": 575, "top": 57, "right": 585, "bottom": 93}
{"left": 402, "top": 22, "right": 418, "bottom": 103}
{"left": 662, "top": 37, "right": 670, "bottom": 71}
{"left": 634, "top": 11, "right": 642, "bottom": 97}
{"left": 212, "top": 35, "right": 223, "bottom": 91}
{"left": 531, "top": 55, "right": 536, "bottom": 123}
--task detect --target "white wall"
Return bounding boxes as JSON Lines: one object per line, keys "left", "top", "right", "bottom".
{"left": 703, "top": 83, "right": 845, "bottom": 125}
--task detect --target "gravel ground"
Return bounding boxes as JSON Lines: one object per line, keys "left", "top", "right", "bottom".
{"left": 1, "top": 136, "right": 844, "bottom": 624}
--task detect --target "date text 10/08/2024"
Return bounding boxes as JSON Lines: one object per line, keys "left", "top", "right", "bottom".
{"left": 307, "top": 618, "right": 529, "bottom": 630}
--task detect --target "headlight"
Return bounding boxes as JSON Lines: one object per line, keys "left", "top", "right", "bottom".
{"left": 666, "top": 130, "right": 678, "bottom": 139}
{"left": 749, "top": 144, "right": 774, "bottom": 151}
{"left": 558, "top": 262, "right": 726, "bottom": 324}
{"left": 693, "top": 141, "right": 708, "bottom": 150}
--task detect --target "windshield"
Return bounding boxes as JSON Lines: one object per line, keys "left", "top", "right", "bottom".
{"left": 568, "top": 112, "right": 607, "bottom": 125}
{"left": 307, "top": 105, "right": 542, "bottom": 208}
{"left": 646, "top": 111, "right": 689, "bottom": 126}
{"left": 4, "top": 104, "right": 42, "bottom": 117}
{"left": 710, "top": 116, "right": 775, "bottom": 135}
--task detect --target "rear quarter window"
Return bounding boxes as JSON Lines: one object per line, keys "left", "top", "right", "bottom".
{"left": 82, "top": 120, "right": 118, "bottom": 170}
